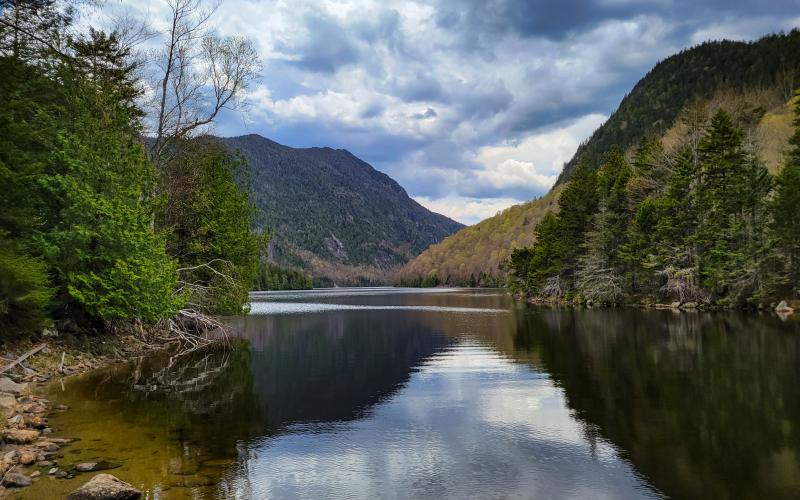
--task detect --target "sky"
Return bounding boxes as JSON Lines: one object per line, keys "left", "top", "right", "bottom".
{"left": 99, "top": 0, "right": 799, "bottom": 224}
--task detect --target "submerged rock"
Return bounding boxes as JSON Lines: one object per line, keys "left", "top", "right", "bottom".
{"left": 76, "top": 462, "right": 98, "bottom": 472}
{"left": 67, "top": 473, "right": 141, "bottom": 500}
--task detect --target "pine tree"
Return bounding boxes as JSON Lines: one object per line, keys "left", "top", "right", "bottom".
{"left": 771, "top": 92, "right": 800, "bottom": 296}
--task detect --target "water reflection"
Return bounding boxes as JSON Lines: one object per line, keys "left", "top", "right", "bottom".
{"left": 508, "top": 309, "right": 800, "bottom": 500}
{"left": 20, "top": 289, "right": 800, "bottom": 500}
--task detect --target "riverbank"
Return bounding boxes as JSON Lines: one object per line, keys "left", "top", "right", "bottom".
{"left": 0, "top": 327, "right": 172, "bottom": 496}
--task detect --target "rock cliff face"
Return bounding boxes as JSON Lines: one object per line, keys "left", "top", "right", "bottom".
{"left": 218, "top": 135, "right": 463, "bottom": 285}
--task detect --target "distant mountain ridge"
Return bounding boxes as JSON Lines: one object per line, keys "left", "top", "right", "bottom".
{"left": 397, "top": 30, "right": 800, "bottom": 286}
{"left": 218, "top": 135, "right": 463, "bottom": 285}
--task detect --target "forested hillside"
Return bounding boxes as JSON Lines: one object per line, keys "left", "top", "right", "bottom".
{"left": 398, "top": 31, "right": 800, "bottom": 287}
{"left": 509, "top": 94, "right": 800, "bottom": 308}
{"left": 220, "top": 135, "right": 463, "bottom": 286}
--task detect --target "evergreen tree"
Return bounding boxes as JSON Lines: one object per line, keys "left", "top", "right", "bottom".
{"left": 40, "top": 31, "right": 181, "bottom": 324}
{"left": 771, "top": 92, "right": 800, "bottom": 296}
{"left": 158, "top": 138, "right": 262, "bottom": 314}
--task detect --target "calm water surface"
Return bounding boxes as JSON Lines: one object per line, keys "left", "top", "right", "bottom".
{"left": 13, "top": 288, "right": 800, "bottom": 499}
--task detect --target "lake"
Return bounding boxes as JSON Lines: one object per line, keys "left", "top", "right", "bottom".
{"left": 13, "top": 288, "right": 800, "bottom": 499}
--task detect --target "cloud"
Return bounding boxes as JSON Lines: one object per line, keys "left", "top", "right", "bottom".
{"left": 414, "top": 196, "right": 526, "bottom": 225}
{"left": 106, "top": 0, "right": 798, "bottom": 225}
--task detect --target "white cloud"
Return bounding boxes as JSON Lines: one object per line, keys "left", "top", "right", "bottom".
{"left": 474, "top": 113, "right": 607, "bottom": 187}
{"left": 414, "top": 195, "right": 524, "bottom": 225}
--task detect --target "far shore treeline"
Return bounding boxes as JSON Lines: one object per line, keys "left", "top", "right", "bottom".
{"left": 0, "top": 0, "right": 309, "bottom": 339}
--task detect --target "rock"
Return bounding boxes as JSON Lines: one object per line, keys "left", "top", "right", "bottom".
{"left": 670, "top": 301, "right": 681, "bottom": 309}
{"left": 2, "top": 472, "right": 32, "bottom": 487}
{"left": 34, "top": 440, "right": 59, "bottom": 452}
{"left": 0, "top": 378, "right": 27, "bottom": 395}
{"left": 48, "top": 467, "right": 58, "bottom": 475}
{"left": 21, "top": 402, "right": 46, "bottom": 414}
{"left": 67, "top": 473, "right": 141, "bottom": 500}
{"left": 0, "top": 393, "right": 18, "bottom": 419}
{"left": 775, "top": 300, "right": 794, "bottom": 314}
{"left": 6, "top": 414, "right": 23, "bottom": 426}
{"left": 36, "top": 460, "right": 53, "bottom": 467}
{"left": 24, "top": 415, "right": 47, "bottom": 429}
{"left": 3, "top": 428, "right": 39, "bottom": 444}
{"left": 18, "top": 450, "right": 36, "bottom": 465}
{"left": 30, "top": 471, "right": 41, "bottom": 478}
{"left": 48, "top": 437, "right": 74, "bottom": 444}
{"left": 76, "top": 462, "right": 98, "bottom": 472}
{"left": 681, "top": 301, "right": 698, "bottom": 309}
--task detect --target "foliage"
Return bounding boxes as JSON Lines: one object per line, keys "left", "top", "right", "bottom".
{"left": 770, "top": 91, "right": 800, "bottom": 296}
{"left": 254, "top": 262, "right": 313, "bottom": 291}
{"left": 558, "top": 30, "right": 800, "bottom": 183}
{"left": 509, "top": 100, "right": 797, "bottom": 307}
{"left": 158, "top": 138, "right": 263, "bottom": 315}
{"left": 0, "top": 2, "right": 264, "bottom": 336}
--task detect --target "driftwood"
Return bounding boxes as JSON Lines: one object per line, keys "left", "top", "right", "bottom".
{"left": 0, "top": 343, "right": 47, "bottom": 375}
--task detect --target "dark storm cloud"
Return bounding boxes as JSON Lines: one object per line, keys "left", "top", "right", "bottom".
{"left": 275, "top": 14, "right": 361, "bottom": 73}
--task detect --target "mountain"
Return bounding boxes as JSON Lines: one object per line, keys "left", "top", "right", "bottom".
{"left": 397, "top": 30, "right": 800, "bottom": 286}
{"left": 218, "top": 135, "right": 463, "bottom": 285}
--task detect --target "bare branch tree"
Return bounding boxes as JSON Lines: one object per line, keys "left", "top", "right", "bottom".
{"left": 148, "top": 0, "right": 260, "bottom": 166}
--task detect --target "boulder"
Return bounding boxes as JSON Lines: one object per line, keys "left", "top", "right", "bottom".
{"left": 18, "top": 450, "right": 36, "bottom": 465}
{"left": 0, "top": 378, "right": 27, "bottom": 396}
{"left": 67, "top": 473, "right": 141, "bottom": 500}
{"left": 775, "top": 300, "right": 794, "bottom": 314}
{"left": 2, "top": 472, "right": 32, "bottom": 488}
{"left": 3, "top": 428, "right": 39, "bottom": 444}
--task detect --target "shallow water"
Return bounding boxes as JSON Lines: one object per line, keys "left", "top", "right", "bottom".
{"left": 12, "top": 288, "right": 800, "bottom": 499}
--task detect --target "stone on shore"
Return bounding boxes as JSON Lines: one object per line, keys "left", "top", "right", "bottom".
{"left": 775, "top": 300, "right": 794, "bottom": 314}
{"left": 0, "top": 393, "right": 17, "bottom": 419}
{"left": 67, "top": 473, "right": 141, "bottom": 500}
{"left": 2, "top": 472, "right": 32, "bottom": 488}
{"left": 0, "top": 378, "right": 28, "bottom": 396}
{"left": 3, "top": 428, "right": 39, "bottom": 444}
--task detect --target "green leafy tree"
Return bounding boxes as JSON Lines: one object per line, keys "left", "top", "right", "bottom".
{"left": 158, "top": 138, "right": 262, "bottom": 314}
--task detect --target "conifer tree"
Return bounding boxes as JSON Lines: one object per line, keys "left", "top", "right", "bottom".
{"left": 771, "top": 92, "right": 800, "bottom": 296}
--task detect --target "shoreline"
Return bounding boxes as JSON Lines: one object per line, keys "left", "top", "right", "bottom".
{"left": 0, "top": 329, "right": 171, "bottom": 495}
{"left": 517, "top": 294, "right": 798, "bottom": 316}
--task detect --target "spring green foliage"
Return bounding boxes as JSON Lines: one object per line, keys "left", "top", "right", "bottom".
{"left": 157, "top": 139, "right": 263, "bottom": 315}
{"left": 509, "top": 101, "right": 800, "bottom": 307}
{"left": 254, "top": 262, "right": 313, "bottom": 291}
{"left": 0, "top": 3, "right": 262, "bottom": 336}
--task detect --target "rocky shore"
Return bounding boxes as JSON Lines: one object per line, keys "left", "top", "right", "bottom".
{"left": 0, "top": 332, "right": 167, "bottom": 498}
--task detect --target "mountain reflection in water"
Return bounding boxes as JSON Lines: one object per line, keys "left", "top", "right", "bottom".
{"left": 17, "top": 288, "right": 800, "bottom": 500}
